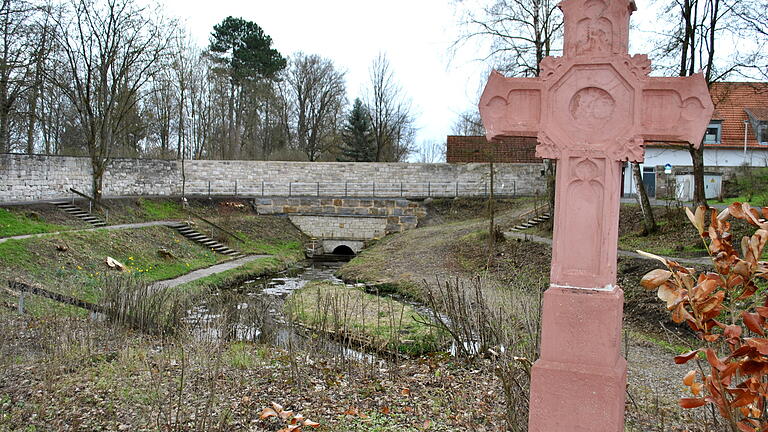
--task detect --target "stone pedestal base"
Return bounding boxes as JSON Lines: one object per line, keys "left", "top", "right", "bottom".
{"left": 528, "top": 285, "right": 627, "bottom": 431}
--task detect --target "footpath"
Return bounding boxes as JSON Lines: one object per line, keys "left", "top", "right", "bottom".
{"left": 149, "top": 254, "right": 273, "bottom": 289}
{"left": 503, "top": 231, "right": 712, "bottom": 267}
{"left": 0, "top": 221, "right": 177, "bottom": 244}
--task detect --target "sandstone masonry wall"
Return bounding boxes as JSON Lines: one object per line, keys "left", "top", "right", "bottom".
{"left": 0, "top": 154, "right": 546, "bottom": 202}
{"left": 256, "top": 197, "right": 423, "bottom": 235}
{"left": 289, "top": 216, "right": 387, "bottom": 240}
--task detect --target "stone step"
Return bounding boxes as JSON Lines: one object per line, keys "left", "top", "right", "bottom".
{"left": 53, "top": 202, "right": 106, "bottom": 227}
{"left": 169, "top": 224, "right": 244, "bottom": 257}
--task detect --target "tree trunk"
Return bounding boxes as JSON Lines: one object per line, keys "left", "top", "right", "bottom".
{"left": 632, "top": 162, "right": 657, "bottom": 235}
{"left": 487, "top": 159, "right": 496, "bottom": 268}
{"left": 26, "top": 88, "right": 38, "bottom": 154}
{"left": 91, "top": 158, "right": 104, "bottom": 203}
{"left": 688, "top": 143, "right": 707, "bottom": 207}
{"left": 544, "top": 159, "right": 556, "bottom": 231}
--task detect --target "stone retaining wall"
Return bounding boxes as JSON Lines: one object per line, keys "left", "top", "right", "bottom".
{"left": 0, "top": 154, "right": 546, "bottom": 203}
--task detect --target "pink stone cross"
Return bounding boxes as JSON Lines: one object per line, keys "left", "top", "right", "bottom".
{"left": 478, "top": 1, "right": 713, "bottom": 431}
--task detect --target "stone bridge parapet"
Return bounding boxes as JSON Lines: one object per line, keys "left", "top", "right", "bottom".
{"left": 254, "top": 197, "right": 425, "bottom": 237}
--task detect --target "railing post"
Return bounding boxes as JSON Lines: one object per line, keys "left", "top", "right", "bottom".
{"left": 317, "top": 182, "right": 320, "bottom": 197}
{"left": 513, "top": 181, "right": 516, "bottom": 197}
{"left": 344, "top": 181, "right": 348, "bottom": 196}
{"left": 289, "top": 182, "right": 292, "bottom": 197}
{"left": 400, "top": 182, "right": 403, "bottom": 197}
{"left": 261, "top": 181, "right": 265, "bottom": 197}
{"left": 428, "top": 182, "right": 431, "bottom": 197}
{"left": 234, "top": 180, "right": 238, "bottom": 197}
{"left": 455, "top": 182, "right": 458, "bottom": 197}
{"left": 207, "top": 181, "right": 211, "bottom": 198}
{"left": 372, "top": 182, "right": 376, "bottom": 197}
{"left": 484, "top": 182, "right": 488, "bottom": 197}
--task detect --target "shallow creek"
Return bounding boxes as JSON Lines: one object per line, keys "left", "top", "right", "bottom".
{"left": 185, "top": 257, "right": 384, "bottom": 361}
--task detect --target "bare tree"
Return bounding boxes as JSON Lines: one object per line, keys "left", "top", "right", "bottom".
{"left": 416, "top": 140, "right": 446, "bottom": 163}
{"left": 50, "top": 0, "right": 174, "bottom": 201}
{"left": 631, "top": 163, "right": 657, "bottom": 234}
{"left": 455, "top": 0, "right": 563, "bottom": 224}
{"left": 650, "top": 0, "right": 767, "bottom": 207}
{"left": 365, "top": 53, "right": 415, "bottom": 162}
{"left": 454, "top": 0, "right": 563, "bottom": 76}
{"left": 0, "top": 0, "right": 38, "bottom": 152}
{"left": 451, "top": 109, "right": 485, "bottom": 136}
{"left": 281, "top": 53, "right": 346, "bottom": 162}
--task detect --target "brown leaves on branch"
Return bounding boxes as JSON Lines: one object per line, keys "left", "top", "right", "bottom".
{"left": 639, "top": 203, "right": 768, "bottom": 431}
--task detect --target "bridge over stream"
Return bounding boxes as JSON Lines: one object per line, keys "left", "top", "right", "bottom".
{"left": 2, "top": 155, "right": 548, "bottom": 254}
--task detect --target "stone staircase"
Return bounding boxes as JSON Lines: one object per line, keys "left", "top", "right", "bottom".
{"left": 167, "top": 222, "right": 245, "bottom": 258}
{"left": 53, "top": 201, "right": 107, "bottom": 227}
{"left": 510, "top": 212, "right": 551, "bottom": 232}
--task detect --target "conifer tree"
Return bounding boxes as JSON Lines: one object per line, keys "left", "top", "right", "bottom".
{"left": 338, "top": 98, "right": 375, "bottom": 162}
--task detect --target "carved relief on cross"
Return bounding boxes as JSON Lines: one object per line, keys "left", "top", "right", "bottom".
{"left": 479, "top": 0, "right": 713, "bottom": 290}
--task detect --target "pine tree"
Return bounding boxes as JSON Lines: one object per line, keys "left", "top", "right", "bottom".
{"left": 338, "top": 98, "right": 375, "bottom": 162}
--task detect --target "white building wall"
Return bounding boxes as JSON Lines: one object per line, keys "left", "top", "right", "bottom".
{"left": 622, "top": 147, "right": 768, "bottom": 196}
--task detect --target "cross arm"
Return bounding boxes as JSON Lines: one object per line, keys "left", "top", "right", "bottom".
{"left": 479, "top": 70, "right": 544, "bottom": 141}
{"left": 640, "top": 73, "right": 714, "bottom": 148}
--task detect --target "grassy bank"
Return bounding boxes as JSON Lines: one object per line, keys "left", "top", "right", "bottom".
{"left": 0, "top": 213, "right": 307, "bottom": 317}
{"left": 0, "top": 226, "right": 223, "bottom": 316}
{"left": 0, "top": 207, "right": 76, "bottom": 237}
{"left": 286, "top": 282, "right": 445, "bottom": 356}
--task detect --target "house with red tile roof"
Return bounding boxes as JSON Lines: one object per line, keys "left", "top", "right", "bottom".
{"left": 624, "top": 82, "right": 768, "bottom": 199}
{"left": 446, "top": 82, "right": 768, "bottom": 200}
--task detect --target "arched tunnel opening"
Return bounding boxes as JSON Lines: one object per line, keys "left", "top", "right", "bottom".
{"left": 331, "top": 245, "right": 356, "bottom": 256}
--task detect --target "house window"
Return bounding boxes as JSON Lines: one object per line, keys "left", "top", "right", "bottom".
{"left": 703, "top": 122, "right": 722, "bottom": 144}
{"left": 758, "top": 122, "right": 768, "bottom": 145}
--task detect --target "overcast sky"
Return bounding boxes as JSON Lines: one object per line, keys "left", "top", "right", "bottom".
{"left": 160, "top": 0, "right": 660, "bottom": 159}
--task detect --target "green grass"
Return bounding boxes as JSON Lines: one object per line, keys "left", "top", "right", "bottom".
{"left": 717, "top": 193, "right": 768, "bottom": 207}
{"left": 238, "top": 238, "right": 304, "bottom": 260}
{"left": 0, "top": 208, "right": 71, "bottom": 237}
{"left": 0, "top": 226, "right": 225, "bottom": 317}
{"left": 136, "top": 198, "right": 185, "bottom": 220}
{"left": 286, "top": 282, "right": 445, "bottom": 356}
{"left": 627, "top": 330, "right": 696, "bottom": 356}
{"left": 225, "top": 342, "right": 257, "bottom": 369}
{"left": 333, "top": 411, "right": 452, "bottom": 431}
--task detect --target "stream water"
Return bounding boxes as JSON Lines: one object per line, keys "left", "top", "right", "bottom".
{"left": 185, "top": 257, "right": 381, "bottom": 361}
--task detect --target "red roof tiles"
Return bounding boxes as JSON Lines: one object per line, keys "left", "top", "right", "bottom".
{"left": 708, "top": 82, "right": 768, "bottom": 148}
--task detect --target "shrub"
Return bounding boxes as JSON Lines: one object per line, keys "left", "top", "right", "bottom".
{"left": 639, "top": 203, "right": 768, "bottom": 432}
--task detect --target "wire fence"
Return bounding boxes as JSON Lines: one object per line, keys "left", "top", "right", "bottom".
{"left": 183, "top": 180, "right": 520, "bottom": 199}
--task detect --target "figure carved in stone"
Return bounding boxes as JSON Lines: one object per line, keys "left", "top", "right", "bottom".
{"left": 575, "top": 0, "right": 612, "bottom": 55}
{"left": 569, "top": 87, "right": 615, "bottom": 128}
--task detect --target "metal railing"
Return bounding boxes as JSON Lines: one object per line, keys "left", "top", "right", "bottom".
{"left": 183, "top": 180, "right": 520, "bottom": 199}
{"left": 70, "top": 187, "right": 111, "bottom": 221}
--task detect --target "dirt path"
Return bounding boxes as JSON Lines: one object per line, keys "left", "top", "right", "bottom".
{"left": 503, "top": 231, "right": 713, "bottom": 266}
{"left": 149, "top": 254, "right": 272, "bottom": 289}
{"left": 0, "top": 220, "right": 179, "bottom": 243}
